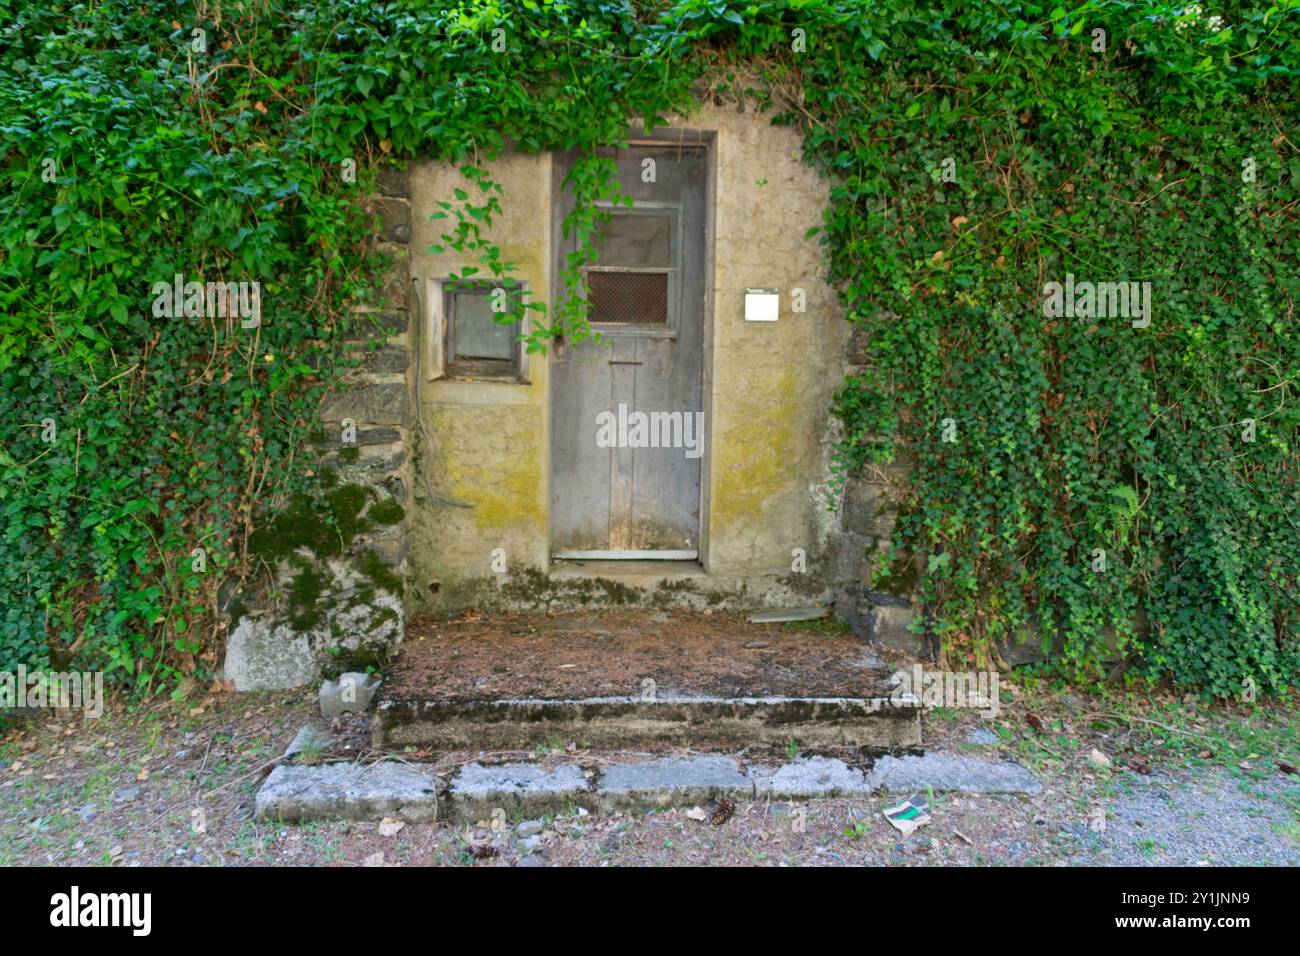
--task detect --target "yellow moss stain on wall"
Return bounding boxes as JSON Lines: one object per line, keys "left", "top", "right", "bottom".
{"left": 451, "top": 450, "right": 545, "bottom": 533}
{"left": 428, "top": 406, "right": 547, "bottom": 536}
{"left": 496, "top": 244, "right": 542, "bottom": 275}
{"left": 710, "top": 371, "right": 800, "bottom": 532}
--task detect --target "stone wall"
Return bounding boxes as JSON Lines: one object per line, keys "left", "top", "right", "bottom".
{"left": 827, "top": 318, "right": 928, "bottom": 657}
{"left": 220, "top": 167, "right": 414, "bottom": 691}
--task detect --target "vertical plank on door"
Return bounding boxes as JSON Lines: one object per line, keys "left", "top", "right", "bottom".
{"left": 627, "top": 146, "right": 706, "bottom": 550}
{"left": 607, "top": 337, "right": 637, "bottom": 549}
{"left": 552, "top": 339, "right": 613, "bottom": 551}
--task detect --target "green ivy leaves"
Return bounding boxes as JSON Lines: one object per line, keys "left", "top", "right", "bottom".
{"left": 0, "top": 0, "right": 1295, "bottom": 701}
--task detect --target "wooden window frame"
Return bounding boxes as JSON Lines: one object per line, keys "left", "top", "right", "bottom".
{"left": 424, "top": 277, "right": 530, "bottom": 384}
{"left": 582, "top": 201, "right": 682, "bottom": 339}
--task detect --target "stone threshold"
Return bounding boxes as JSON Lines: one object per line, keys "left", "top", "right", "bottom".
{"left": 255, "top": 750, "right": 1043, "bottom": 824}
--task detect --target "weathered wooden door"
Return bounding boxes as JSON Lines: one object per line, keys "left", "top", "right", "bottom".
{"left": 551, "top": 143, "right": 708, "bottom": 558}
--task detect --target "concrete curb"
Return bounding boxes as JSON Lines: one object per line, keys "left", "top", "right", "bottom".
{"left": 254, "top": 751, "right": 1043, "bottom": 824}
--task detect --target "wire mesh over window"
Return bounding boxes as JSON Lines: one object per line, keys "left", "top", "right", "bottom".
{"left": 586, "top": 270, "right": 668, "bottom": 325}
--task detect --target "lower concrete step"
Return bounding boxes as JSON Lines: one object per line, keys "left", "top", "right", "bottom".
{"left": 256, "top": 762, "right": 438, "bottom": 823}
{"left": 255, "top": 751, "right": 1044, "bottom": 824}
{"left": 370, "top": 610, "right": 920, "bottom": 751}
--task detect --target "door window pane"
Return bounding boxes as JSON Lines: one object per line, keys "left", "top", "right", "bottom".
{"left": 592, "top": 212, "right": 672, "bottom": 268}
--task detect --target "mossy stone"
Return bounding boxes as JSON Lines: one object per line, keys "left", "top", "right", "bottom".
{"left": 366, "top": 497, "right": 405, "bottom": 525}
{"left": 249, "top": 483, "right": 373, "bottom": 560}
{"left": 287, "top": 562, "right": 328, "bottom": 630}
{"left": 358, "top": 548, "right": 403, "bottom": 596}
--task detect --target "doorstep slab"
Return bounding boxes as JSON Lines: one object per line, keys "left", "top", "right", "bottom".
{"left": 254, "top": 751, "right": 1044, "bottom": 824}
{"left": 374, "top": 696, "right": 920, "bottom": 751}
{"left": 750, "top": 756, "right": 871, "bottom": 798}
{"left": 377, "top": 610, "right": 916, "bottom": 751}
{"left": 596, "top": 755, "right": 751, "bottom": 810}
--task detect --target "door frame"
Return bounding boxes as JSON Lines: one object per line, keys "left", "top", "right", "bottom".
{"left": 547, "top": 127, "right": 717, "bottom": 566}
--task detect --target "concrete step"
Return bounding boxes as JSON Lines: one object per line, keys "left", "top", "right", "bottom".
{"left": 371, "top": 609, "right": 919, "bottom": 751}
{"left": 373, "top": 692, "right": 921, "bottom": 751}
{"left": 255, "top": 751, "right": 1043, "bottom": 824}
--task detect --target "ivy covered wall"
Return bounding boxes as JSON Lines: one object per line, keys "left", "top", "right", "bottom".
{"left": 2, "top": 0, "right": 1296, "bottom": 699}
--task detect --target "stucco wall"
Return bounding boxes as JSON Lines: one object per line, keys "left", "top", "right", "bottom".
{"left": 407, "top": 153, "right": 553, "bottom": 609}
{"left": 691, "top": 100, "right": 848, "bottom": 575}
{"left": 405, "top": 95, "right": 849, "bottom": 609}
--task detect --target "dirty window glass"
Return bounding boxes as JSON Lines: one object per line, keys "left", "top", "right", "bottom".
{"left": 445, "top": 282, "right": 521, "bottom": 376}
{"left": 592, "top": 212, "right": 672, "bottom": 268}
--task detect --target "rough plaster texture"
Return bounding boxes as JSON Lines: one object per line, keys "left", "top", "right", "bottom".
{"left": 404, "top": 95, "right": 850, "bottom": 609}
{"left": 407, "top": 153, "right": 552, "bottom": 612}
{"left": 691, "top": 98, "right": 849, "bottom": 576}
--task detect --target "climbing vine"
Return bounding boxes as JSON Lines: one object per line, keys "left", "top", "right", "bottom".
{"left": 796, "top": 2, "right": 1300, "bottom": 697}
{"left": 2, "top": 0, "right": 1297, "bottom": 699}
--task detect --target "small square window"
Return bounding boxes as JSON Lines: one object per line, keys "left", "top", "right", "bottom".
{"left": 581, "top": 206, "right": 680, "bottom": 334}
{"left": 444, "top": 281, "right": 522, "bottom": 379}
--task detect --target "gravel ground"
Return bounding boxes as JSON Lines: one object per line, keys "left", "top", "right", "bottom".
{"left": 1071, "top": 772, "right": 1299, "bottom": 866}
{"left": 1, "top": 685, "right": 1295, "bottom": 867}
